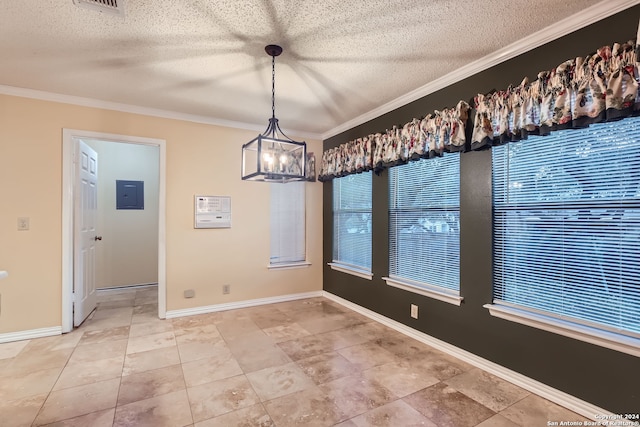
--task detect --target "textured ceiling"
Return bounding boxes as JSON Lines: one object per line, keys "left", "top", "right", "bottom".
{"left": 0, "top": 0, "right": 632, "bottom": 138}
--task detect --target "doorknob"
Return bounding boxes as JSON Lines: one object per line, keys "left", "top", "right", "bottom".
{"left": 94, "top": 236, "right": 103, "bottom": 241}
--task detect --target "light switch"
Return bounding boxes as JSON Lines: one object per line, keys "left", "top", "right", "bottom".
{"left": 17, "top": 217, "right": 29, "bottom": 231}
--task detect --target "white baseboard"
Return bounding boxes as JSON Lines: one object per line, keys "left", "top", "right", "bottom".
{"left": 0, "top": 326, "right": 62, "bottom": 344}
{"left": 165, "top": 291, "right": 324, "bottom": 319}
{"left": 322, "top": 291, "right": 613, "bottom": 421}
{"left": 97, "top": 283, "right": 158, "bottom": 293}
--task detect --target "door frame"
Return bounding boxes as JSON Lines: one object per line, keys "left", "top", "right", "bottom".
{"left": 62, "top": 128, "right": 167, "bottom": 333}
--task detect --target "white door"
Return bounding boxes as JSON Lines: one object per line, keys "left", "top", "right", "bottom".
{"left": 74, "top": 140, "right": 99, "bottom": 326}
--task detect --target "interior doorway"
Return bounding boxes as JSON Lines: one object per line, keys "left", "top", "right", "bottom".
{"left": 62, "top": 129, "right": 167, "bottom": 333}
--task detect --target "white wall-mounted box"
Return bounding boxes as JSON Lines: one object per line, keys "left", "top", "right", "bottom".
{"left": 194, "top": 195, "right": 231, "bottom": 229}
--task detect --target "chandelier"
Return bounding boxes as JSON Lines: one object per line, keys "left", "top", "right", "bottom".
{"left": 241, "top": 45, "right": 307, "bottom": 182}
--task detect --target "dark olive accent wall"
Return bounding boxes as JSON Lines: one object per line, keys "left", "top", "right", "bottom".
{"left": 323, "top": 7, "right": 640, "bottom": 413}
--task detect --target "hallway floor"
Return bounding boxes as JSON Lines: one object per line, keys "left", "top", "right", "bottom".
{"left": 0, "top": 286, "right": 586, "bottom": 426}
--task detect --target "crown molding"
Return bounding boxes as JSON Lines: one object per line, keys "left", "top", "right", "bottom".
{"left": 0, "top": 84, "right": 322, "bottom": 141}
{"left": 322, "top": 0, "right": 640, "bottom": 140}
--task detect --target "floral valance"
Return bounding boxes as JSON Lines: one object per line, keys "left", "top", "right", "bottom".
{"left": 319, "top": 101, "right": 470, "bottom": 181}
{"left": 471, "top": 39, "right": 639, "bottom": 149}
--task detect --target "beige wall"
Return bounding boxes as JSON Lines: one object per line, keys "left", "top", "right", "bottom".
{"left": 85, "top": 139, "right": 159, "bottom": 289}
{"left": 0, "top": 93, "right": 323, "bottom": 334}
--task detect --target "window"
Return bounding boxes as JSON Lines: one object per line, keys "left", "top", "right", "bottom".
{"left": 385, "top": 155, "right": 462, "bottom": 305}
{"left": 490, "top": 117, "right": 640, "bottom": 355}
{"left": 269, "top": 181, "right": 307, "bottom": 267}
{"left": 331, "top": 171, "right": 372, "bottom": 278}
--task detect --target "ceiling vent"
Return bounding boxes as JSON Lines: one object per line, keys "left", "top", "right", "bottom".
{"left": 73, "top": 0, "right": 125, "bottom": 17}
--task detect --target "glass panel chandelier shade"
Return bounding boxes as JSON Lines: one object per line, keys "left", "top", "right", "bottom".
{"left": 242, "top": 130, "right": 306, "bottom": 182}
{"left": 242, "top": 45, "right": 307, "bottom": 182}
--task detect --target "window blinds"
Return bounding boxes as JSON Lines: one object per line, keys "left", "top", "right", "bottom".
{"left": 270, "top": 181, "right": 306, "bottom": 264}
{"left": 492, "top": 117, "right": 640, "bottom": 337}
{"left": 332, "top": 171, "right": 372, "bottom": 271}
{"left": 389, "top": 155, "right": 461, "bottom": 292}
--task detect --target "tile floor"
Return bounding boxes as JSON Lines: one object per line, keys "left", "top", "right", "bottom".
{"left": 0, "top": 286, "right": 589, "bottom": 426}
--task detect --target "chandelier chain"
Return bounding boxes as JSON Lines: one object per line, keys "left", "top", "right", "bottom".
{"left": 271, "top": 54, "right": 276, "bottom": 121}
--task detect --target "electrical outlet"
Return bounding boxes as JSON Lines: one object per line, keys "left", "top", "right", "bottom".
{"left": 17, "top": 217, "right": 29, "bottom": 231}
{"left": 183, "top": 289, "right": 195, "bottom": 298}
{"left": 223, "top": 284, "right": 230, "bottom": 294}
{"left": 410, "top": 304, "right": 418, "bottom": 319}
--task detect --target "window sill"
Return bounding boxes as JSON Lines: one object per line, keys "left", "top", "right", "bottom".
{"left": 268, "top": 261, "right": 311, "bottom": 270}
{"left": 484, "top": 303, "right": 640, "bottom": 358}
{"left": 328, "top": 263, "right": 373, "bottom": 280}
{"left": 383, "top": 277, "right": 463, "bottom": 306}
